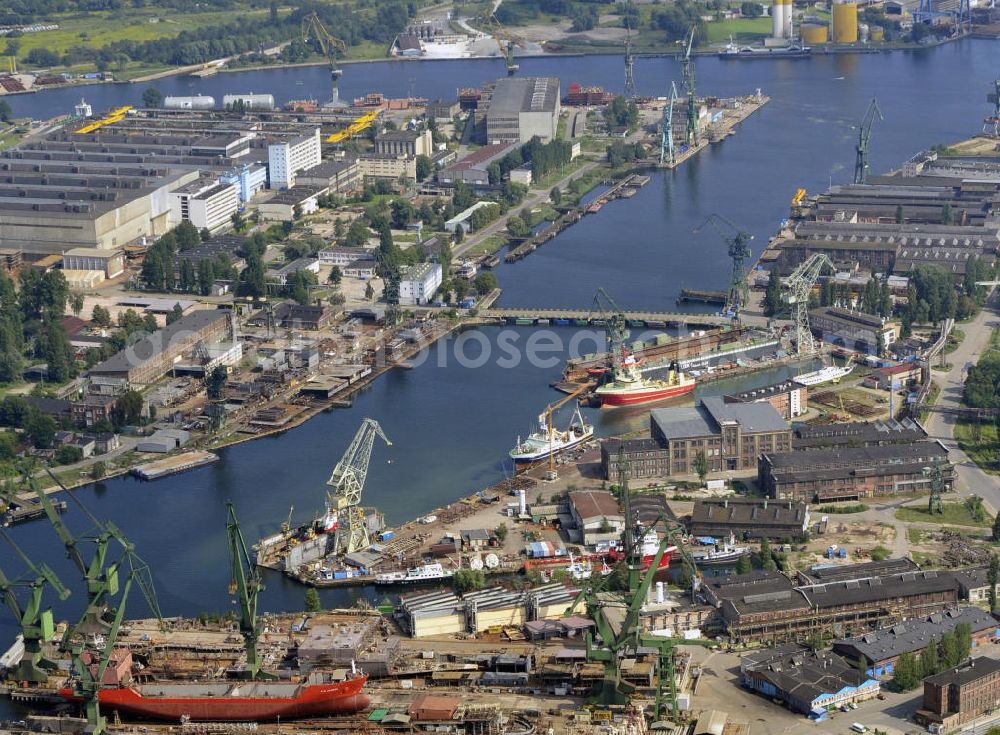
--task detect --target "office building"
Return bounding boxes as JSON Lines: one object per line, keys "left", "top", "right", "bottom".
{"left": 399, "top": 263, "right": 442, "bottom": 306}
{"left": 374, "top": 128, "right": 433, "bottom": 157}
{"left": 168, "top": 178, "right": 239, "bottom": 232}
{"left": 917, "top": 657, "right": 1000, "bottom": 733}
{"left": 601, "top": 397, "right": 791, "bottom": 481}
{"left": 268, "top": 128, "right": 322, "bottom": 189}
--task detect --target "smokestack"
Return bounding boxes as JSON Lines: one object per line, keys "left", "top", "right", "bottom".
{"left": 656, "top": 581, "right": 665, "bottom": 604}
{"left": 784, "top": 0, "right": 794, "bottom": 39}
{"left": 771, "top": 0, "right": 785, "bottom": 39}
{"left": 519, "top": 487, "right": 527, "bottom": 516}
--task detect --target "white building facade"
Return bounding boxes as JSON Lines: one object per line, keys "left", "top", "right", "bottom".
{"left": 268, "top": 129, "right": 322, "bottom": 190}
{"left": 168, "top": 180, "right": 239, "bottom": 232}
{"left": 399, "top": 263, "right": 443, "bottom": 305}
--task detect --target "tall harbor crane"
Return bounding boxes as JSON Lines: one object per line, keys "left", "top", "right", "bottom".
{"left": 32, "top": 469, "right": 161, "bottom": 734}
{"left": 226, "top": 502, "right": 272, "bottom": 680}
{"left": 328, "top": 419, "right": 392, "bottom": 555}
{"left": 0, "top": 531, "right": 70, "bottom": 683}
{"left": 487, "top": 13, "right": 520, "bottom": 76}
{"left": 682, "top": 28, "right": 699, "bottom": 147}
{"left": 579, "top": 448, "right": 712, "bottom": 721}
{"left": 784, "top": 253, "right": 834, "bottom": 355}
{"left": 660, "top": 81, "right": 679, "bottom": 165}
{"left": 623, "top": 21, "right": 636, "bottom": 99}
{"left": 301, "top": 11, "right": 348, "bottom": 107}
{"left": 694, "top": 214, "right": 754, "bottom": 317}
{"left": 854, "top": 96, "right": 883, "bottom": 185}
{"left": 540, "top": 382, "right": 591, "bottom": 479}
{"left": 588, "top": 288, "right": 630, "bottom": 376}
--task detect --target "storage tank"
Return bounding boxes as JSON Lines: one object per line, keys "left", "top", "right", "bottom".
{"left": 164, "top": 95, "right": 216, "bottom": 110}
{"left": 801, "top": 23, "right": 829, "bottom": 44}
{"left": 771, "top": 0, "right": 785, "bottom": 39}
{"left": 222, "top": 93, "right": 275, "bottom": 110}
{"left": 832, "top": 0, "right": 859, "bottom": 43}
{"left": 870, "top": 25, "right": 885, "bottom": 41}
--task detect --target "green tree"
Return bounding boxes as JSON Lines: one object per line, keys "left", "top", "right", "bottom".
{"left": 740, "top": 1, "right": 764, "bottom": 16}
{"left": 870, "top": 545, "right": 890, "bottom": 562}
{"left": 760, "top": 537, "right": 776, "bottom": 571}
{"left": 175, "top": 221, "right": 200, "bottom": 251}
{"left": 197, "top": 260, "right": 215, "bottom": 296}
{"left": 55, "top": 444, "right": 83, "bottom": 465}
{"left": 954, "top": 622, "right": 972, "bottom": 664}
{"left": 328, "top": 266, "right": 343, "bottom": 285}
{"left": 495, "top": 523, "right": 508, "bottom": 544}
{"left": 736, "top": 552, "right": 752, "bottom": 575}
{"left": 920, "top": 638, "right": 941, "bottom": 677}
{"left": 112, "top": 390, "right": 144, "bottom": 428}
{"left": 364, "top": 281, "right": 374, "bottom": 301}
{"left": 70, "top": 292, "right": 85, "bottom": 317}
{"left": 142, "top": 87, "right": 162, "bottom": 108}
{"left": 454, "top": 569, "right": 485, "bottom": 594}
{"left": 550, "top": 186, "right": 562, "bottom": 205}
{"left": 304, "top": 587, "right": 321, "bottom": 612}
{"left": 892, "top": 651, "right": 922, "bottom": 691}
{"left": 25, "top": 411, "right": 56, "bottom": 448}
{"left": 92, "top": 304, "right": 112, "bottom": 328}
{"left": 965, "top": 495, "right": 987, "bottom": 523}
{"left": 453, "top": 223, "right": 465, "bottom": 244}
{"left": 693, "top": 450, "right": 708, "bottom": 484}
{"left": 415, "top": 154, "right": 432, "bottom": 182}
{"left": 473, "top": 272, "right": 498, "bottom": 295}
{"left": 231, "top": 210, "right": 246, "bottom": 232}
{"left": 41, "top": 319, "right": 73, "bottom": 383}
{"left": 763, "top": 269, "right": 782, "bottom": 317}
{"left": 940, "top": 629, "right": 962, "bottom": 668}
{"left": 91, "top": 459, "right": 107, "bottom": 479}
{"left": 206, "top": 366, "right": 227, "bottom": 402}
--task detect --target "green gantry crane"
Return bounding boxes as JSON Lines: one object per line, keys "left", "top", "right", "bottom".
{"left": 854, "top": 96, "right": 883, "bottom": 185}
{"left": 783, "top": 253, "right": 834, "bottom": 356}
{"left": 328, "top": 419, "right": 391, "bottom": 556}
{"left": 682, "top": 28, "right": 699, "bottom": 147}
{"left": 0, "top": 530, "right": 71, "bottom": 684}
{"left": 34, "top": 469, "right": 162, "bottom": 735}
{"left": 694, "top": 214, "right": 754, "bottom": 317}
{"left": 588, "top": 288, "right": 631, "bottom": 378}
{"left": 579, "top": 448, "right": 713, "bottom": 722}
{"left": 227, "top": 502, "right": 274, "bottom": 680}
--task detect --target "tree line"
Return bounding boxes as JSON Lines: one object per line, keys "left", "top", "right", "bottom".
{"left": 891, "top": 623, "right": 972, "bottom": 690}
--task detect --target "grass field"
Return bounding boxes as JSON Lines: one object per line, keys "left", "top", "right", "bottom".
{"left": 955, "top": 419, "right": 1000, "bottom": 475}
{"left": 705, "top": 17, "right": 773, "bottom": 43}
{"left": 12, "top": 8, "right": 272, "bottom": 60}
{"left": 896, "top": 501, "right": 993, "bottom": 528}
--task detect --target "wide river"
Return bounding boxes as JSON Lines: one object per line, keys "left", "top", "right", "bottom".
{"left": 0, "top": 42, "right": 996, "bottom": 709}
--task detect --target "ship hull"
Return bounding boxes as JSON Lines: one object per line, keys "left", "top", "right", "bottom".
{"left": 509, "top": 428, "right": 594, "bottom": 462}
{"left": 596, "top": 382, "right": 695, "bottom": 407}
{"left": 63, "top": 678, "right": 369, "bottom": 722}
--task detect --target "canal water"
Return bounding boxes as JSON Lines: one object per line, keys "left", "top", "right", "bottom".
{"left": 0, "top": 41, "right": 995, "bottom": 712}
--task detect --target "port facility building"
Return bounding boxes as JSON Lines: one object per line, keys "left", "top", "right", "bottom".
{"left": 688, "top": 498, "right": 810, "bottom": 541}
{"left": 832, "top": 607, "right": 1000, "bottom": 677}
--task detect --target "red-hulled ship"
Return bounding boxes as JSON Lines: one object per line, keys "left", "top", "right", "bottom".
{"left": 594, "top": 353, "right": 695, "bottom": 407}
{"left": 605, "top": 533, "right": 677, "bottom": 571}
{"left": 60, "top": 674, "right": 369, "bottom": 722}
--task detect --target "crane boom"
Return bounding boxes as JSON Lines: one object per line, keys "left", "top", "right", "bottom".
{"left": 226, "top": 502, "right": 272, "bottom": 680}
{"left": 301, "top": 11, "right": 348, "bottom": 107}
{"left": 661, "top": 81, "right": 679, "bottom": 165}
{"left": 784, "top": 253, "right": 834, "bottom": 355}
{"left": 854, "top": 96, "right": 883, "bottom": 185}
{"left": 682, "top": 27, "right": 698, "bottom": 146}
{"left": 487, "top": 13, "right": 520, "bottom": 75}
{"left": 694, "top": 214, "right": 754, "bottom": 316}
{"left": 328, "top": 419, "right": 391, "bottom": 555}
{"left": 588, "top": 288, "right": 630, "bottom": 377}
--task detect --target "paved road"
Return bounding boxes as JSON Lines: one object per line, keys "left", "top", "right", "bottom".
{"left": 453, "top": 158, "right": 601, "bottom": 259}
{"left": 921, "top": 289, "right": 1000, "bottom": 511}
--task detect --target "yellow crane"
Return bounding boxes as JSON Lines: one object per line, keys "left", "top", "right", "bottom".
{"left": 325, "top": 109, "right": 380, "bottom": 144}
{"left": 301, "top": 11, "right": 348, "bottom": 107}
{"left": 791, "top": 187, "right": 807, "bottom": 206}
{"left": 75, "top": 105, "right": 132, "bottom": 134}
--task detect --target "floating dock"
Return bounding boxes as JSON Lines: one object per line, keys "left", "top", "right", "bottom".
{"left": 678, "top": 288, "right": 727, "bottom": 305}
{"left": 131, "top": 450, "right": 219, "bottom": 480}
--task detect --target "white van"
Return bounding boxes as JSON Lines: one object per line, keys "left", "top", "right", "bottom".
{"left": 850, "top": 724, "right": 867, "bottom": 733}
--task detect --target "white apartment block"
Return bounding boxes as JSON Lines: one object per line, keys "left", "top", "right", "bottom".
{"left": 399, "top": 263, "right": 443, "bottom": 306}
{"left": 168, "top": 179, "right": 239, "bottom": 232}
{"left": 268, "top": 128, "right": 322, "bottom": 190}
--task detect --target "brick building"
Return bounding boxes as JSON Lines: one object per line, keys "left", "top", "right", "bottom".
{"left": 723, "top": 380, "right": 808, "bottom": 420}
{"left": 688, "top": 498, "right": 810, "bottom": 541}
{"left": 705, "top": 568, "right": 960, "bottom": 645}
{"left": 917, "top": 657, "right": 1000, "bottom": 733}
{"left": 758, "top": 441, "right": 952, "bottom": 502}
{"left": 792, "top": 419, "right": 926, "bottom": 451}
{"left": 601, "top": 397, "right": 791, "bottom": 481}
